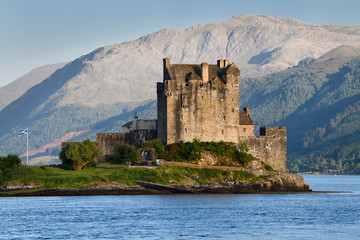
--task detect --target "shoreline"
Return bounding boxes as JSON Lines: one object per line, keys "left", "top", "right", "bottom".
{"left": 0, "top": 187, "right": 352, "bottom": 197}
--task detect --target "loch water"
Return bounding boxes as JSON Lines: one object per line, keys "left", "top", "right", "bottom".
{"left": 0, "top": 175, "right": 359, "bottom": 240}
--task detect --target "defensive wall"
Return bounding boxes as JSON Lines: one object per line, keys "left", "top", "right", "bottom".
{"left": 239, "top": 127, "right": 287, "bottom": 172}
{"left": 95, "top": 130, "right": 156, "bottom": 162}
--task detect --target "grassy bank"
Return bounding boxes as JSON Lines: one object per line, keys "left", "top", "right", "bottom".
{"left": 1, "top": 164, "right": 259, "bottom": 193}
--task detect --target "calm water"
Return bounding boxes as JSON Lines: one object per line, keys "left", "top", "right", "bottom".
{"left": 0, "top": 175, "right": 359, "bottom": 240}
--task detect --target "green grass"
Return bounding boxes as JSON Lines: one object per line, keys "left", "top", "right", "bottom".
{"left": 1, "top": 165, "right": 262, "bottom": 193}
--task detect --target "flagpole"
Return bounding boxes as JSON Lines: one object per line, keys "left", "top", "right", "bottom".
{"left": 27, "top": 128, "right": 29, "bottom": 165}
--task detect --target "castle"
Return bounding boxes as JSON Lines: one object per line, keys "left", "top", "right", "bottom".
{"left": 95, "top": 58, "right": 287, "bottom": 171}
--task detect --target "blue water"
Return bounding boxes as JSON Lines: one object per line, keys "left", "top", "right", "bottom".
{"left": 0, "top": 175, "right": 359, "bottom": 240}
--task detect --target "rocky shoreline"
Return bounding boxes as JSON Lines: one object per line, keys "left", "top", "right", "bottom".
{"left": 0, "top": 172, "right": 311, "bottom": 197}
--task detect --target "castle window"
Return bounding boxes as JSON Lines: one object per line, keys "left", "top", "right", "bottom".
{"left": 185, "top": 128, "right": 187, "bottom": 133}
{"left": 243, "top": 128, "right": 246, "bottom": 133}
{"left": 222, "top": 129, "right": 224, "bottom": 135}
{"left": 273, "top": 135, "right": 276, "bottom": 139}
{"left": 201, "top": 96, "right": 204, "bottom": 101}
{"left": 232, "top": 108, "right": 234, "bottom": 113}
{"left": 223, "top": 116, "right": 226, "bottom": 120}
{"left": 181, "top": 114, "right": 183, "bottom": 120}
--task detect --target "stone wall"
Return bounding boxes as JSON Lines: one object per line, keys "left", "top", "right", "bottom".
{"left": 239, "top": 127, "right": 287, "bottom": 172}
{"left": 125, "top": 129, "right": 157, "bottom": 146}
{"left": 239, "top": 125, "right": 254, "bottom": 137}
{"left": 95, "top": 130, "right": 157, "bottom": 162}
{"left": 96, "top": 133, "right": 126, "bottom": 162}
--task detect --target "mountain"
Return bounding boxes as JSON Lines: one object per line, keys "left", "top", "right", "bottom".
{"left": 0, "top": 63, "right": 67, "bottom": 111}
{"left": 0, "top": 15, "right": 360, "bottom": 167}
{"left": 240, "top": 45, "right": 360, "bottom": 173}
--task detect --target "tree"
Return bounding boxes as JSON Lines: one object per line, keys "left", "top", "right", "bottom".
{"left": 59, "top": 139, "right": 101, "bottom": 170}
{"left": 111, "top": 143, "right": 139, "bottom": 164}
{"left": 0, "top": 154, "right": 21, "bottom": 174}
{"left": 0, "top": 154, "right": 21, "bottom": 184}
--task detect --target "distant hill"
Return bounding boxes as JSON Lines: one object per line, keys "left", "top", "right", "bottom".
{"left": 0, "top": 15, "right": 360, "bottom": 169}
{"left": 240, "top": 45, "right": 360, "bottom": 173}
{"left": 0, "top": 62, "right": 67, "bottom": 111}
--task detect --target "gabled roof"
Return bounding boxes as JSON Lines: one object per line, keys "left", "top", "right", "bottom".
{"left": 239, "top": 110, "right": 254, "bottom": 125}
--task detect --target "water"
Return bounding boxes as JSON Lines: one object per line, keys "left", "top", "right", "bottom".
{"left": 0, "top": 175, "right": 359, "bottom": 239}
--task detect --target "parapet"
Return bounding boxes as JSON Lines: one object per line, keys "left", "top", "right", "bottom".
{"left": 260, "top": 127, "right": 287, "bottom": 138}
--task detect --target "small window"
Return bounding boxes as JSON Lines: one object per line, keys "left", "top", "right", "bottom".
{"left": 273, "top": 135, "right": 276, "bottom": 139}
{"left": 201, "top": 96, "right": 204, "bottom": 101}
{"left": 232, "top": 108, "right": 234, "bottom": 113}
{"left": 185, "top": 128, "right": 187, "bottom": 133}
{"left": 223, "top": 116, "right": 226, "bottom": 120}
{"left": 243, "top": 128, "right": 246, "bottom": 133}
{"left": 181, "top": 114, "right": 183, "bottom": 120}
{"left": 222, "top": 129, "right": 224, "bottom": 135}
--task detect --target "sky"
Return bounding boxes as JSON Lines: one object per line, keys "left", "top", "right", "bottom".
{"left": 0, "top": 0, "right": 359, "bottom": 87}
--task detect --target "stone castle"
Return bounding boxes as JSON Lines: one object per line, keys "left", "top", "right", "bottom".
{"left": 95, "top": 58, "right": 287, "bottom": 171}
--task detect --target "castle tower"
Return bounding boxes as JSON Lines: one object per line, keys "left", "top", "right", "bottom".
{"left": 157, "top": 58, "right": 241, "bottom": 145}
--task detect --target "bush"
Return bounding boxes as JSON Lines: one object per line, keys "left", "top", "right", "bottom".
{"left": 0, "top": 154, "right": 21, "bottom": 175}
{"left": 59, "top": 139, "right": 101, "bottom": 170}
{"left": 161, "top": 139, "right": 255, "bottom": 166}
{"left": 141, "top": 139, "right": 165, "bottom": 158}
{"left": 111, "top": 143, "right": 139, "bottom": 164}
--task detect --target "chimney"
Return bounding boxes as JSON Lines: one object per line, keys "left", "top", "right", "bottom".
{"left": 133, "top": 112, "right": 138, "bottom": 130}
{"left": 243, "top": 107, "right": 250, "bottom": 115}
{"left": 201, "top": 62, "right": 209, "bottom": 83}
{"left": 163, "top": 57, "right": 170, "bottom": 81}
{"left": 224, "top": 59, "right": 229, "bottom": 68}
{"left": 217, "top": 59, "right": 224, "bottom": 69}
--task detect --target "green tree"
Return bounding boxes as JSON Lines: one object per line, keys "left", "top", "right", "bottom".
{"left": 0, "top": 154, "right": 21, "bottom": 175}
{"left": 0, "top": 154, "right": 21, "bottom": 184}
{"left": 59, "top": 139, "right": 101, "bottom": 170}
{"left": 111, "top": 143, "right": 139, "bottom": 164}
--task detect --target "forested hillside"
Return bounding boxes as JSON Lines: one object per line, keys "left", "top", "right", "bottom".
{"left": 240, "top": 46, "right": 360, "bottom": 173}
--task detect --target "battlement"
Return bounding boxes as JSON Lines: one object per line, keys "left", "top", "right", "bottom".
{"left": 260, "top": 127, "right": 287, "bottom": 138}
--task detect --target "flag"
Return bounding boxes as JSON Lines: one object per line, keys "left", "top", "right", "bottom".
{"left": 18, "top": 128, "right": 28, "bottom": 136}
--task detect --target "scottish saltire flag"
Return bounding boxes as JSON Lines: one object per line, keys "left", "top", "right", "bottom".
{"left": 18, "top": 128, "right": 28, "bottom": 136}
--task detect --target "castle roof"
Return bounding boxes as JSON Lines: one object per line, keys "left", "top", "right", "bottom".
{"left": 239, "top": 110, "right": 254, "bottom": 125}
{"left": 167, "top": 62, "right": 239, "bottom": 82}
{"left": 168, "top": 64, "right": 219, "bottom": 81}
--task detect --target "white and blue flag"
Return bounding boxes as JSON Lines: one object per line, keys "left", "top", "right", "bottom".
{"left": 18, "top": 128, "right": 28, "bottom": 136}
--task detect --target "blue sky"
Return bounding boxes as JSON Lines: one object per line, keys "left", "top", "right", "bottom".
{"left": 0, "top": 0, "right": 359, "bottom": 87}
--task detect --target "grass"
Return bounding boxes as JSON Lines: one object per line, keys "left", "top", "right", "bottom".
{"left": 1, "top": 164, "right": 263, "bottom": 194}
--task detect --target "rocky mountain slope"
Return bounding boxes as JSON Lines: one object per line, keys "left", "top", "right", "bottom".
{"left": 0, "top": 15, "right": 360, "bottom": 170}
{"left": 0, "top": 63, "right": 67, "bottom": 111}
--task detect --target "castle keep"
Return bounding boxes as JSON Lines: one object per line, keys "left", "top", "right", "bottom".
{"left": 157, "top": 58, "right": 242, "bottom": 144}
{"left": 94, "top": 58, "right": 288, "bottom": 171}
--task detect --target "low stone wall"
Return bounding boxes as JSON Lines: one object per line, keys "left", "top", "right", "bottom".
{"left": 159, "top": 161, "right": 244, "bottom": 171}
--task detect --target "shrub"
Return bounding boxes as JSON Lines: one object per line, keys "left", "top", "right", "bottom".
{"left": 111, "top": 143, "right": 139, "bottom": 164}
{"left": 59, "top": 139, "right": 101, "bottom": 170}
{"left": 0, "top": 154, "right": 22, "bottom": 175}
{"left": 141, "top": 138, "right": 165, "bottom": 158}
{"left": 161, "top": 139, "right": 255, "bottom": 166}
